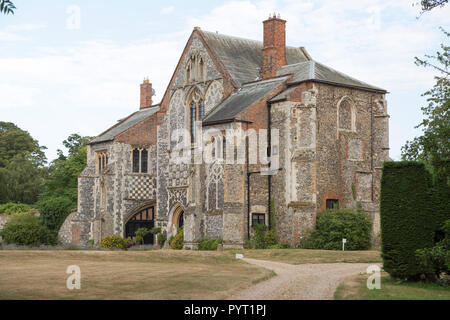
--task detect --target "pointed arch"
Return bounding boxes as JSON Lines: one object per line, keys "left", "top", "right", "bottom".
{"left": 337, "top": 96, "right": 356, "bottom": 132}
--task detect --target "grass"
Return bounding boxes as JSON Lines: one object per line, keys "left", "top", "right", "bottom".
{"left": 334, "top": 272, "right": 450, "bottom": 300}
{"left": 227, "top": 248, "right": 382, "bottom": 264}
{"left": 0, "top": 250, "right": 274, "bottom": 300}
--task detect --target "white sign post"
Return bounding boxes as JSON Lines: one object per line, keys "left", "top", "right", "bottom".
{"left": 342, "top": 238, "right": 347, "bottom": 251}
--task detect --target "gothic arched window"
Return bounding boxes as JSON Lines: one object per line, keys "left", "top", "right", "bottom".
{"left": 189, "top": 89, "right": 204, "bottom": 143}
{"left": 185, "top": 53, "right": 205, "bottom": 84}
{"left": 338, "top": 99, "right": 355, "bottom": 131}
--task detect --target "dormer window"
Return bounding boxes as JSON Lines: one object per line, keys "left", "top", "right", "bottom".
{"left": 132, "top": 148, "right": 149, "bottom": 174}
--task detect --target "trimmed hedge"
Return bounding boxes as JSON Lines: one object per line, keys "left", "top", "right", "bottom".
{"left": 301, "top": 209, "right": 372, "bottom": 250}
{"left": 380, "top": 161, "right": 450, "bottom": 280}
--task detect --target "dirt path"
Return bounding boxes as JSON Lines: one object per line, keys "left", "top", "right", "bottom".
{"left": 229, "top": 258, "right": 380, "bottom": 300}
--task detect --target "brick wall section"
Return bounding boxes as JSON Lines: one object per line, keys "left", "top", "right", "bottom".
{"left": 115, "top": 115, "right": 157, "bottom": 145}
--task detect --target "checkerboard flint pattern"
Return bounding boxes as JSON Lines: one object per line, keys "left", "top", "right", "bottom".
{"left": 128, "top": 175, "right": 155, "bottom": 200}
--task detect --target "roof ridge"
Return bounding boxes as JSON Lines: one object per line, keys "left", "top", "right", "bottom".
{"left": 202, "top": 29, "right": 303, "bottom": 50}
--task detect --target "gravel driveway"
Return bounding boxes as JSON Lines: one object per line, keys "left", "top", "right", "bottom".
{"left": 229, "top": 258, "right": 379, "bottom": 300}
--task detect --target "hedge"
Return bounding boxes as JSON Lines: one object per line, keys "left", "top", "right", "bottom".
{"left": 380, "top": 161, "right": 450, "bottom": 280}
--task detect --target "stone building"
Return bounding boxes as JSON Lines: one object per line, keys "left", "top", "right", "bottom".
{"left": 59, "top": 15, "right": 389, "bottom": 248}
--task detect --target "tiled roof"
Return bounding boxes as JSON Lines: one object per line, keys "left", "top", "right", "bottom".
{"left": 202, "top": 77, "right": 288, "bottom": 125}
{"left": 202, "top": 31, "right": 309, "bottom": 86}
{"left": 276, "top": 60, "right": 386, "bottom": 93}
{"left": 89, "top": 106, "right": 160, "bottom": 144}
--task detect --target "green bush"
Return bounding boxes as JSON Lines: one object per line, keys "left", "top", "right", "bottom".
{"left": 0, "top": 214, "right": 56, "bottom": 246}
{"left": 38, "top": 197, "right": 74, "bottom": 232}
{"left": 135, "top": 227, "right": 151, "bottom": 244}
{"left": 252, "top": 224, "right": 268, "bottom": 249}
{"left": 0, "top": 202, "right": 34, "bottom": 216}
{"left": 157, "top": 233, "right": 166, "bottom": 246}
{"left": 198, "top": 238, "right": 223, "bottom": 250}
{"left": 416, "top": 220, "right": 450, "bottom": 281}
{"left": 380, "top": 161, "right": 449, "bottom": 280}
{"left": 101, "top": 234, "right": 128, "bottom": 250}
{"left": 170, "top": 227, "right": 184, "bottom": 250}
{"left": 150, "top": 227, "right": 161, "bottom": 235}
{"left": 86, "top": 239, "right": 95, "bottom": 247}
{"left": 302, "top": 209, "right": 372, "bottom": 250}
{"left": 264, "top": 230, "right": 277, "bottom": 247}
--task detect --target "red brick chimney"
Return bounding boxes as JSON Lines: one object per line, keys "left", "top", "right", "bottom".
{"left": 140, "top": 78, "right": 152, "bottom": 110}
{"left": 260, "top": 13, "right": 287, "bottom": 80}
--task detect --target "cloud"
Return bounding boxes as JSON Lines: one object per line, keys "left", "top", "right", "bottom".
{"left": 0, "top": 39, "right": 183, "bottom": 110}
{"left": 161, "top": 6, "right": 175, "bottom": 15}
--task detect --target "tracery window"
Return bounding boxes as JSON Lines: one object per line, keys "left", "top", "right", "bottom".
{"left": 132, "top": 147, "right": 149, "bottom": 173}
{"left": 96, "top": 150, "right": 108, "bottom": 174}
{"left": 185, "top": 52, "right": 206, "bottom": 84}
{"left": 189, "top": 89, "right": 205, "bottom": 143}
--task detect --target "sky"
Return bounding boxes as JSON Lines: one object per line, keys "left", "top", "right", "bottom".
{"left": 0, "top": 0, "right": 449, "bottom": 162}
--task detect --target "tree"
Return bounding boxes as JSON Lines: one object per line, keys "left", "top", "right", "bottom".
{"left": 0, "top": 122, "right": 47, "bottom": 168}
{"left": 401, "top": 28, "right": 450, "bottom": 178}
{"left": 40, "top": 133, "right": 90, "bottom": 206}
{"left": 0, "top": 0, "right": 15, "bottom": 15}
{"left": 0, "top": 122, "right": 47, "bottom": 204}
{"left": 418, "top": 0, "right": 448, "bottom": 12}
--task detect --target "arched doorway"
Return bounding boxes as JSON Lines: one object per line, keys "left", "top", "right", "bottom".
{"left": 168, "top": 204, "right": 184, "bottom": 237}
{"left": 125, "top": 206, "right": 155, "bottom": 244}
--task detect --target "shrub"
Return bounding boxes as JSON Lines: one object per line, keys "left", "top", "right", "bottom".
{"left": 86, "top": 239, "right": 94, "bottom": 247}
{"left": 157, "top": 233, "right": 166, "bottom": 246}
{"left": 170, "top": 227, "right": 184, "bottom": 250}
{"left": 267, "top": 241, "right": 290, "bottom": 249}
{"left": 416, "top": 220, "right": 450, "bottom": 281}
{"left": 380, "top": 161, "right": 449, "bottom": 280}
{"left": 38, "top": 197, "right": 74, "bottom": 232}
{"left": 101, "top": 234, "right": 128, "bottom": 250}
{"left": 150, "top": 227, "right": 161, "bottom": 235}
{"left": 0, "top": 214, "right": 56, "bottom": 246}
{"left": 252, "top": 224, "right": 268, "bottom": 249}
{"left": 135, "top": 227, "right": 151, "bottom": 244}
{"left": 302, "top": 209, "right": 372, "bottom": 250}
{"left": 0, "top": 202, "right": 34, "bottom": 216}
{"left": 198, "top": 238, "right": 223, "bottom": 250}
{"left": 264, "top": 230, "right": 277, "bottom": 247}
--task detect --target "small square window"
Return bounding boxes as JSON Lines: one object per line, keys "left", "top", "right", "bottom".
{"left": 252, "top": 213, "right": 265, "bottom": 226}
{"left": 326, "top": 199, "right": 339, "bottom": 210}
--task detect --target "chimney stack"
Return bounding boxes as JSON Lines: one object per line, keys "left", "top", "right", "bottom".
{"left": 140, "top": 78, "right": 152, "bottom": 110}
{"left": 260, "top": 13, "right": 287, "bottom": 80}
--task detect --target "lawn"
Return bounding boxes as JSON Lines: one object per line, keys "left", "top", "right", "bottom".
{"left": 0, "top": 250, "right": 273, "bottom": 300}
{"left": 227, "top": 248, "right": 382, "bottom": 264}
{"left": 334, "top": 272, "right": 450, "bottom": 300}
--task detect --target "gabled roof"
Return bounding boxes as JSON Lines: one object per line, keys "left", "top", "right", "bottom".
{"left": 276, "top": 60, "right": 386, "bottom": 93}
{"left": 89, "top": 106, "right": 160, "bottom": 144}
{"left": 201, "top": 31, "right": 309, "bottom": 87}
{"left": 202, "top": 76, "right": 289, "bottom": 125}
